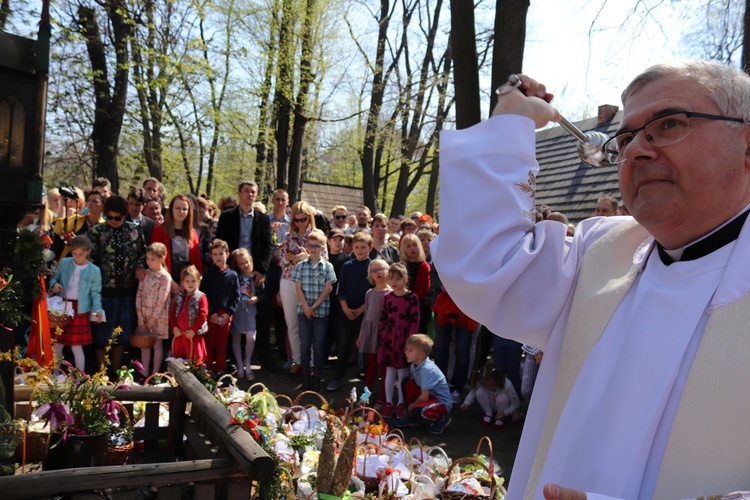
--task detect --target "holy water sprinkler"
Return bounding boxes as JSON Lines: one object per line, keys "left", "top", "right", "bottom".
{"left": 496, "top": 74, "right": 612, "bottom": 167}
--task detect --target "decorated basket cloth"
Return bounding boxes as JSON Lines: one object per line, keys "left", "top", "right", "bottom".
{"left": 47, "top": 294, "right": 73, "bottom": 336}
{"left": 107, "top": 402, "right": 134, "bottom": 465}
{"left": 438, "top": 457, "right": 505, "bottom": 500}
{"left": 344, "top": 406, "right": 388, "bottom": 493}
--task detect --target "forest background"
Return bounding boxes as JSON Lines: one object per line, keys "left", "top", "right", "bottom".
{"left": 1, "top": 0, "right": 748, "bottom": 217}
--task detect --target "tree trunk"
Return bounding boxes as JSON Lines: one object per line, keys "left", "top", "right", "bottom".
{"left": 449, "top": 0, "right": 480, "bottom": 129}
{"left": 490, "top": 0, "right": 529, "bottom": 114}
{"left": 287, "top": 0, "right": 317, "bottom": 205}
{"left": 0, "top": 0, "right": 10, "bottom": 31}
{"left": 426, "top": 44, "right": 453, "bottom": 217}
{"left": 203, "top": 0, "right": 234, "bottom": 198}
{"left": 360, "top": 0, "right": 391, "bottom": 214}
{"left": 255, "top": 0, "right": 280, "bottom": 186}
{"left": 388, "top": 0, "right": 443, "bottom": 216}
{"left": 273, "top": 0, "right": 296, "bottom": 192}
{"left": 77, "top": 0, "right": 131, "bottom": 195}
{"left": 130, "top": 0, "right": 166, "bottom": 182}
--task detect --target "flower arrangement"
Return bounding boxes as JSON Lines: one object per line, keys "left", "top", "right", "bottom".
{"left": 34, "top": 363, "right": 122, "bottom": 444}
{"left": 1, "top": 326, "right": 127, "bottom": 448}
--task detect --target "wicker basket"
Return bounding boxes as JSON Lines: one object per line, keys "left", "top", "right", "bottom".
{"left": 344, "top": 407, "right": 386, "bottom": 493}
{"left": 439, "top": 457, "right": 503, "bottom": 500}
{"left": 474, "top": 436, "right": 496, "bottom": 488}
{"left": 130, "top": 325, "right": 156, "bottom": 349}
{"left": 107, "top": 402, "right": 134, "bottom": 465}
{"left": 293, "top": 390, "right": 329, "bottom": 408}
{"left": 143, "top": 372, "right": 177, "bottom": 386}
{"left": 48, "top": 313, "right": 70, "bottom": 337}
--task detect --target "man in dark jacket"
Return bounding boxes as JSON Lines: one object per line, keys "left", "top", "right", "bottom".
{"left": 215, "top": 180, "right": 278, "bottom": 372}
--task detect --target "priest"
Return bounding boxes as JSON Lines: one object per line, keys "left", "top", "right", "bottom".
{"left": 432, "top": 60, "right": 750, "bottom": 500}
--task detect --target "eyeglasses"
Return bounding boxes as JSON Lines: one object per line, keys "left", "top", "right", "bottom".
{"left": 603, "top": 111, "right": 746, "bottom": 163}
{"left": 306, "top": 244, "right": 323, "bottom": 249}
{"left": 371, "top": 268, "right": 388, "bottom": 274}
{"left": 294, "top": 216, "right": 309, "bottom": 223}
{"left": 334, "top": 215, "right": 347, "bottom": 219}
{"left": 106, "top": 214, "right": 124, "bottom": 222}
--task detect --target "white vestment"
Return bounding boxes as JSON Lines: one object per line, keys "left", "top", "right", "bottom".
{"left": 432, "top": 115, "right": 750, "bottom": 499}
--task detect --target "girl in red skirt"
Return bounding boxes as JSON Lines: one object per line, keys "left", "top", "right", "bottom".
{"left": 170, "top": 265, "right": 208, "bottom": 362}
{"left": 50, "top": 235, "right": 104, "bottom": 372}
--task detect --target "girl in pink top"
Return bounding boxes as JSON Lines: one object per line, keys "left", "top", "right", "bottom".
{"left": 136, "top": 242, "right": 172, "bottom": 375}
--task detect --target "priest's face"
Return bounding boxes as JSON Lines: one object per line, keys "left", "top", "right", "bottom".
{"left": 617, "top": 73, "right": 750, "bottom": 249}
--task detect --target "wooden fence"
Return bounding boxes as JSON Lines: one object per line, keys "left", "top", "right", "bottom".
{"left": 2, "top": 359, "right": 273, "bottom": 499}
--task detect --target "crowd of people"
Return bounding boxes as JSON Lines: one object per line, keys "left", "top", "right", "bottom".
{"left": 18, "top": 177, "right": 534, "bottom": 438}
{"left": 15, "top": 58, "right": 750, "bottom": 498}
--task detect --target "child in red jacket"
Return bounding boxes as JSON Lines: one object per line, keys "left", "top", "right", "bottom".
{"left": 170, "top": 265, "right": 208, "bottom": 362}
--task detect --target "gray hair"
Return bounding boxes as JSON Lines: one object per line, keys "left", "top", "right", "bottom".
{"left": 622, "top": 60, "right": 750, "bottom": 123}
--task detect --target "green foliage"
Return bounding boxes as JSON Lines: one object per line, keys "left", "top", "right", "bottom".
{"left": 289, "top": 432, "right": 315, "bottom": 451}
{"left": 41, "top": 0, "right": 459, "bottom": 213}
{"left": 0, "top": 271, "right": 26, "bottom": 329}
{"left": 11, "top": 229, "right": 43, "bottom": 305}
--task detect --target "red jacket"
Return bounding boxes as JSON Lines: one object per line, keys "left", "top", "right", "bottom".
{"left": 151, "top": 224, "right": 204, "bottom": 276}
{"left": 409, "top": 260, "right": 431, "bottom": 303}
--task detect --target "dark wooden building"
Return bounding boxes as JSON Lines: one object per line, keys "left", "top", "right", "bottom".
{"left": 0, "top": 28, "right": 48, "bottom": 259}
{"left": 299, "top": 180, "right": 365, "bottom": 218}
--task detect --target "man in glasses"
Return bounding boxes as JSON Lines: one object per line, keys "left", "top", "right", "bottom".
{"left": 433, "top": 61, "right": 750, "bottom": 499}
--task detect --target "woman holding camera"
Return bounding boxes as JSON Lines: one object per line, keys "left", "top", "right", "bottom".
{"left": 51, "top": 188, "right": 106, "bottom": 263}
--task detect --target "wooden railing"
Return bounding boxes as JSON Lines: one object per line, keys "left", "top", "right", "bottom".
{"left": 2, "top": 359, "right": 274, "bottom": 499}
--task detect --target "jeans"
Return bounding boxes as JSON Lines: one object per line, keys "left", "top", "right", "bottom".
{"left": 298, "top": 314, "right": 329, "bottom": 378}
{"left": 492, "top": 335, "right": 523, "bottom": 394}
{"left": 336, "top": 315, "right": 363, "bottom": 379}
{"left": 433, "top": 322, "right": 472, "bottom": 391}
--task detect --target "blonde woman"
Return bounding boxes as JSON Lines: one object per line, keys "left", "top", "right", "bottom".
{"left": 278, "top": 200, "right": 323, "bottom": 373}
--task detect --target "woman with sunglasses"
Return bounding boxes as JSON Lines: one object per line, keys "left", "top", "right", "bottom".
{"left": 330, "top": 206, "right": 349, "bottom": 232}
{"left": 151, "top": 194, "right": 205, "bottom": 294}
{"left": 278, "top": 200, "right": 326, "bottom": 373}
{"left": 88, "top": 195, "right": 148, "bottom": 376}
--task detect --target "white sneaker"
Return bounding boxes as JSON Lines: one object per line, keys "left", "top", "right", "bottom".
{"left": 451, "top": 390, "right": 461, "bottom": 404}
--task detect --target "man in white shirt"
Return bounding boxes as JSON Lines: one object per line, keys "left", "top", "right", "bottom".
{"left": 432, "top": 61, "right": 750, "bottom": 499}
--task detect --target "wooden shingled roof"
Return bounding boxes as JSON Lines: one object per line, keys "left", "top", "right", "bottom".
{"left": 534, "top": 105, "right": 623, "bottom": 224}
{"left": 299, "top": 180, "right": 365, "bottom": 217}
